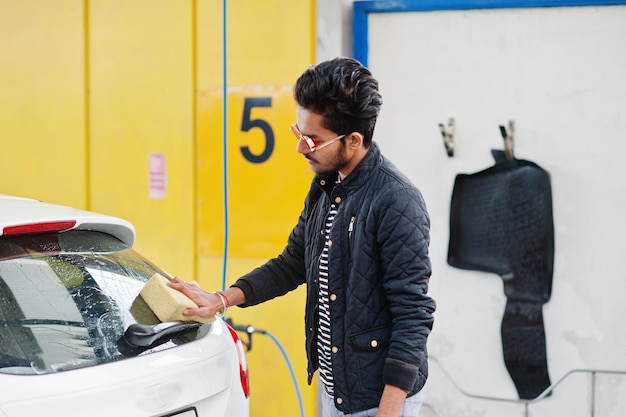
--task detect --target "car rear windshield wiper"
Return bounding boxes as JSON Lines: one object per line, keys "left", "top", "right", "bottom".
{"left": 117, "top": 321, "right": 203, "bottom": 357}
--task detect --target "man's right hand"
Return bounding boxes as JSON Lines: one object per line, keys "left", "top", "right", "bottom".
{"left": 167, "top": 278, "right": 244, "bottom": 318}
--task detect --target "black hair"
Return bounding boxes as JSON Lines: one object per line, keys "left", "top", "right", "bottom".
{"left": 293, "top": 57, "right": 382, "bottom": 147}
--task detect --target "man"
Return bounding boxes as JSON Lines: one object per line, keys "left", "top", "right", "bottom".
{"left": 169, "top": 57, "right": 435, "bottom": 417}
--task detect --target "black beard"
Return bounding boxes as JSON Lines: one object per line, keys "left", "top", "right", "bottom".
{"left": 313, "top": 143, "right": 348, "bottom": 177}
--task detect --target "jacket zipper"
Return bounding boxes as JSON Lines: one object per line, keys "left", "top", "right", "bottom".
{"left": 348, "top": 216, "right": 355, "bottom": 238}
{"left": 348, "top": 216, "right": 356, "bottom": 257}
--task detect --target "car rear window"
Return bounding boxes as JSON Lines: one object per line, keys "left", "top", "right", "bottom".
{"left": 0, "top": 230, "right": 202, "bottom": 375}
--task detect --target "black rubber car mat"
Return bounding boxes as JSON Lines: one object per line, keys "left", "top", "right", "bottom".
{"left": 447, "top": 150, "right": 554, "bottom": 399}
{"left": 501, "top": 299, "right": 551, "bottom": 399}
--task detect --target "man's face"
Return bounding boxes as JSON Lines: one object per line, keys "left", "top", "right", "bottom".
{"left": 294, "top": 107, "right": 349, "bottom": 177}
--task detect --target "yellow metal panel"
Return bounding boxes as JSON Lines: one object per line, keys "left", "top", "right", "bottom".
{"left": 197, "top": 88, "right": 313, "bottom": 260}
{"left": 195, "top": 1, "right": 317, "bottom": 416}
{"left": 0, "top": 0, "right": 86, "bottom": 207}
{"left": 226, "top": 90, "right": 314, "bottom": 256}
{"left": 88, "top": 0, "right": 195, "bottom": 279}
{"left": 195, "top": 0, "right": 316, "bottom": 263}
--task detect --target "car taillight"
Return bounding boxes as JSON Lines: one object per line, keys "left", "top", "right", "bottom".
{"left": 227, "top": 323, "right": 251, "bottom": 398}
{"left": 2, "top": 220, "right": 77, "bottom": 236}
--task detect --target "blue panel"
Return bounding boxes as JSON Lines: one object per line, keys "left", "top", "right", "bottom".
{"left": 353, "top": 0, "right": 626, "bottom": 66}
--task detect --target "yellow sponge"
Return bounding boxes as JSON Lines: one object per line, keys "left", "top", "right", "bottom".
{"left": 139, "top": 273, "right": 215, "bottom": 324}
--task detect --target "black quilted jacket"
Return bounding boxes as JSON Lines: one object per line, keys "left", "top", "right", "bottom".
{"left": 232, "top": 143, "right": 435, "bottom": 413}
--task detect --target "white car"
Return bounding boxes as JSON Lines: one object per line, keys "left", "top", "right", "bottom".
{"left": 0, "top": 195, "right": 249, "bottom": 417}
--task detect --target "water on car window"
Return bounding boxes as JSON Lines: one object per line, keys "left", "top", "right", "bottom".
{"left": 0, "top": 231, "right": 200, "bottom": 375}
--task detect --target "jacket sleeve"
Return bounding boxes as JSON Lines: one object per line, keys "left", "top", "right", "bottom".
{"left": 377, "top": 185, "right": 436, "bottom": 391}
{"left": 230, "top": 183, "right": 318, "bottom": 306}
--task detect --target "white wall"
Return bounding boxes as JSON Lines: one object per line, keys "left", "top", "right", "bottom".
{"left": 316, "top": 0, "right": 353, "bottom": 61}
{"left": 319, "top": 2, "right": 626, "bottom": 416}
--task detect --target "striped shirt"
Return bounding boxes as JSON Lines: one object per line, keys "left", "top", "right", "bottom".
{"left": 317, "top": 201, "right": 338, "bottom": 395}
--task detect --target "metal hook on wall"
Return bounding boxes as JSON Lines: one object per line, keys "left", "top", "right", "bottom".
{"left": 439, "top": 117, "right": 455, "bottom": 157}
{"left": 499, "top": 120, "right": 515, "bottom": 160}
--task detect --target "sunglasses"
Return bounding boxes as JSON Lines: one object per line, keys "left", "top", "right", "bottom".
{"left": 290, "top": 124, "right": 345, "bottom": 153}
